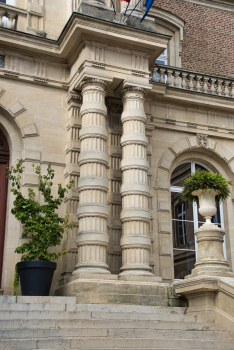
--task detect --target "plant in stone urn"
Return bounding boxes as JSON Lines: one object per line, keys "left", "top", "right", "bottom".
{"left": 6, "top": 161, "right": 75, "bottom": 296}
{"left": 180, "top": 170, "right": 234, "bottom": 278}
{"left": 181, "top": 170, "right": 232, "bottom": 224}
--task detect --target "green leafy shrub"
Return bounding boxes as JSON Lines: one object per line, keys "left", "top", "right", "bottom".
{"left": 6, "top": 161, "right": 75, "bottom": 262}
{"left": 180, "top": 170, "right": 232, "bottom": 203}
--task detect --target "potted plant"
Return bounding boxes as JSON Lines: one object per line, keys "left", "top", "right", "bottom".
{"left": 6, "top": 161, "right": 74, "bottom": 296}
{"left": 181, "top": 170, "right": 232, "bottom": 224}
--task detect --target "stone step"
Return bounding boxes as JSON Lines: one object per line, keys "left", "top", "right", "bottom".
{"left": 0, "top": 309, "right": 196, "bottom": 322}
{"left": 0, "top": 298, "right": 186, "bottom": 314}
{"left": 69, "top": 337, "right": 234, "bottom": 349}
{"left": 0, "top": 328, "right": 227, "bottom": 341}
{"left": 75, "top": 304, "right": 186, "bottom": 314}
{"left": 89, "top": 310, "right": 197, "bottom": 322}
{"left": 0, "top": 318, "right": 214, "bottom": 331}
{"left": 0, "top": 296, "right": 76, "bottom": 305}
{"left": 0, "top": 337, "right": 233, "bottom": 350}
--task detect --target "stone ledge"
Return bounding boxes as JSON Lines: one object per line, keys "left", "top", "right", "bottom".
{"left": 54, "top": 279, "right": 185, "bottom": 307}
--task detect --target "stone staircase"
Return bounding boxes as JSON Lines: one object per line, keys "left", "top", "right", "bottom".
{"left": 0, "top": 296, "right": 233, "bottom": 349}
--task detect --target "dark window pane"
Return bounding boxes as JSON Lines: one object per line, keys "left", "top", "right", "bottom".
{"left": 174, "top": 250, "right": 196, "bottom": 279}
{"left": 0, "top": 0, "right": 6, "bottom": 3}
{"left": 171, "top": 192, "right": 193, "bottom": 221}
{"left": 172, "top": 221, "right": 195, "bottom": 250}
{"left": 195, "top": 163, "right": 208, "bottom": 172}
{"left": 171, "top": 163, "right": 191, "bottom": 187}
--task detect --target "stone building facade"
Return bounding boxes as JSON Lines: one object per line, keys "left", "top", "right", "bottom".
{"left": 154, "top": 0, "right": 234, "bottom": 77}
{"left": 0, "top": 0, "right": 234, "bottom": 315}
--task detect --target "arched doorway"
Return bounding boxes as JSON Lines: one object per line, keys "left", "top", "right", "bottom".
{"left": 0, "top": 129, "right": 9, "bottom": 289}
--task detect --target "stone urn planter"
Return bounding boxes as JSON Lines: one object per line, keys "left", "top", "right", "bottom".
{"left": 192, "top": 188, "right": 217, "bottom": 225}
{"left": 187, "top": 189, "right": 233, "bottom": 278}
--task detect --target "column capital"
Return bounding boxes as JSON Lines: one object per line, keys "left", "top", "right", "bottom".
{"left": 122, "top": 86, "right": 147, "bottom": 96}
{"left": 80, "top": 78, "right": 108, "bottom": 89}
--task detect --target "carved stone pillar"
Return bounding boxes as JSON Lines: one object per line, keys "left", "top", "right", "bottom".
{"left": 73, "top": 78, "right": 111, "bottom": 276}
{"left": 119, "top": 87, "right": 157, "bottom": 280}
{"left": 59, "top": 91, "right": 81, "bottom": 286}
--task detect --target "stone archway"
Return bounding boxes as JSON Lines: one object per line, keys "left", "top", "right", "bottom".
{"left": 155, "top": 135, "right": 234, "bottom": 281}
{"left": 0, "top": 129, "right": 9, "bottom": 289}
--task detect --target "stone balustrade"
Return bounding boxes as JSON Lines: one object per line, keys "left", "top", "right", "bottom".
{"left": 152, "top": 64, "right": 234, "bottom": 98}
{"left": 0, "top": 3, "right": 27, "bottom": 31}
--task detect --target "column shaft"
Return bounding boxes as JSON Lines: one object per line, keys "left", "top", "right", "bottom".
{"left": 73, "top": 78, "right": 110, "bottom": 276}
{"left": 119, "top": 87, "right": 154, "bottom": 278}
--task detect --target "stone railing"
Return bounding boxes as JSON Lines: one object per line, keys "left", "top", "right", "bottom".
{"left": 0, "top": 3, "right": 27, "bottom": 31}
{"left": 152, "top": 64, "right": 234, "bottom": 98}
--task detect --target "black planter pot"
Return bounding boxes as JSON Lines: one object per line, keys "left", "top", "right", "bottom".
{"left": 17, "top": 260, "right": 57, "bottom": 296}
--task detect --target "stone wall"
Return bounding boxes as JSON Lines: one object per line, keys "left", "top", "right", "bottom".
{"left": 154, "top": 0, "right": 234, "bottom": 77}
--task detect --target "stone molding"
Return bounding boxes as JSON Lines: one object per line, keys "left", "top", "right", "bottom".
{"left": 122, "top": 86, "right": 147, "bottom": 95}
{"left": 157, "top": 136, "right": 234, "bottom": 174}
{"left": 0, "top": 89, "right": 39, "bottom": 139}
{"left": 80, "top": 78, "right": 108, "bottom": 88}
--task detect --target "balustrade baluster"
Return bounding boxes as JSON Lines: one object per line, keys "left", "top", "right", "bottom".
{"left": 231, "top": 82, "right": 234, "bottom": 98}
{"left": 174, "top": 71, "right": 180, "bottom": 88}
{"left": 202, "top": 77, "right": 208, "bottom": 93}
{"left": 166, "top": 69, "right": 173, "bottom": 87}
{"left": 189, "top": 74, "right": 195, "bottom": 90}
{"left": 209, "top": 78, "right": 216, "bottom": 94}
{"left": 0, "top": 10, "right": 5, "bottom": 27}
{"left": 217, "top": 79, "right": 223, "bottom": 96}
{"left": 195, "top": 75, "right": 202, "bottom": 92}
{"left": 223, "top": 81, "right": 230, "bottom": 97}
{"left": 159, "top": 68, "right": 165, "bottom": 84}
{"left": 181, "top": 73, "right": 187, "bottom": 89}
{"left": 152, "top": 67, "right": 157, "bottom": 82}
{"left": 7, "top": 13, "right": 15, "bottom": 29}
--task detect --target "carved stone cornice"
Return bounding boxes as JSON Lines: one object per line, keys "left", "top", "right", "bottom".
{"left": 66, "top": 91, "right": 82, "bottom": 105}
{"left": 80, "top": 78, "right": 107, "bottom": 89}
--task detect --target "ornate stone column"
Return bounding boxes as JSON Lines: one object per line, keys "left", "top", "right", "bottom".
{"left": 73, "top": 78, "right": 111, "bottom": 276}
{"left": 119, "top": 87, "right": 157, "bottom": 280}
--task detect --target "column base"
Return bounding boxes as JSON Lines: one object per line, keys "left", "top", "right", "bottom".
{"left": 186, "top": 263, "right": 234, "bottom": 279}
{"left": 70, "top": 272, "right": 118, "bottom": 281}
{"left": 119, "top": 275, "right": 162, "bottom": 282}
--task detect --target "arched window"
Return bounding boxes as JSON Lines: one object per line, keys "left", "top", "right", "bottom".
{"left": 171, "top": 162, "right": 225, "bottom": 280}
{"left": 0, "top": 129, "right": 9, "bottom": 289}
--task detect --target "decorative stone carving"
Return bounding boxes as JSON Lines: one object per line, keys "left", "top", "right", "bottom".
{"left": 196, "top": 133, "right": 207, "bottom": 148}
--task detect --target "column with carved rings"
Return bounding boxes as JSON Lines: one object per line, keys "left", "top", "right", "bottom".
{"left": 73, "top": 78, "right": 111, "bottom": 276}
{"left": 119, "top": 86, "right": 156, "bottom": 279}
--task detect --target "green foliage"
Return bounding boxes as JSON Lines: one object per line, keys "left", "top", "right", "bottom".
{"left": 180, "top": 170, "right": 232, "bottom": 203}
{"left": 6, "top": 161, "right": 75, "bottom": 261}
{"left": 13, "top": 264, "right": 19, "bottom": 296}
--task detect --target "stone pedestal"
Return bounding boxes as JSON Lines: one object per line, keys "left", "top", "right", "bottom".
{"left": 174, "top": 215, "right": 234, "bottom": 331}
{"left": 186, "top": 223, "right": 234, "bottom": 278}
